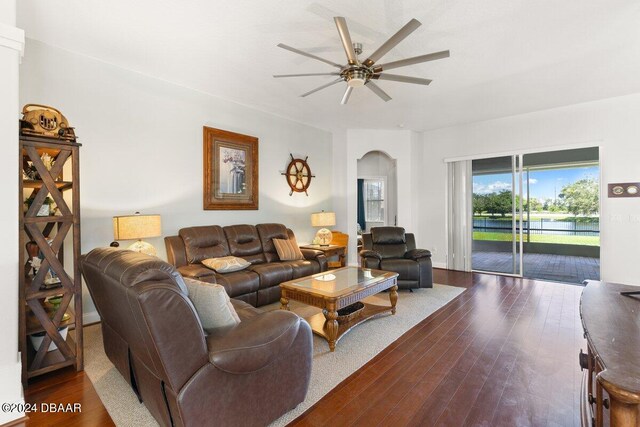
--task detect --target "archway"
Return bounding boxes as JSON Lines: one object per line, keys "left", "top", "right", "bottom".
{"left": 356, "top": 150, "right": 398, "bottom": 233}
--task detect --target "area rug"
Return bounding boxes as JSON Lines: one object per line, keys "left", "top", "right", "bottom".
{"left": 83, "top": 284, "right": 465, "bottom": 426}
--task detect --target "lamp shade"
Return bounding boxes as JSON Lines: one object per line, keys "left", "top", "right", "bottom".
{"left": 311, "top": 211, "right": 336, "bottom": 227}
{"left": 113, "top": 214, "right": 162, "bottom": 240}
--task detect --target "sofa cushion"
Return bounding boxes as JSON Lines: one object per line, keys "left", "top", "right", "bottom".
{"left": 223, "top": 225, "right": 266, "bottom": 264}
{"left": 213, "top": 270, "right": 260, "bottom": 299}
{"left": 281, "top": 259, "right": 320, "bottom": 279}
{"left": 178, "top": 264, "right": 216, "bottom": 280}
{"left": 248, "top": 263, "right": 293, "bottom": 289}
{"left": 256, "top": 223, "right": 289, "bottom": 263}
{"left": 273, "top": 237, "right": 304, "bottom": 261}
{"left": 202, "top": 256, "right": 250, "bottom": 273}
{"left": 180, "top": 226, "right": 230, "bottom": 264}
{"left": 184, "top": 278, "right": 240, "bottom": 333}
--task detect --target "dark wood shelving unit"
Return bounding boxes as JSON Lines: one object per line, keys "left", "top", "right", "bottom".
{"left": 18, "top": 135, "right": 83, "bottom": 386}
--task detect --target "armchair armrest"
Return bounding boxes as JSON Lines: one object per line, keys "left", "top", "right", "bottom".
{"left": 178, "top": 264, "right": 216, "bottom": 280}
{"left": 206, "top": 310, "right": 302, "bottom": 374}
{"left": 359, "top": 249, "right": 382, "bottom": 260}
{"left": 405, "top": 249, "right": 432, "bottom": 260}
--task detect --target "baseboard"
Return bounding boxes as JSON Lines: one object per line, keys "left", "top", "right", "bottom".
{"left": 432, "top": 261, "right": 447, "bottom": 269}
{"left": 83, "top": 311, "right": 101, "bottom": 325}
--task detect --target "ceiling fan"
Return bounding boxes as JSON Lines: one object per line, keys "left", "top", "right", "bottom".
{"left": 274, "top": 17, "right": 450, "bottom": 104}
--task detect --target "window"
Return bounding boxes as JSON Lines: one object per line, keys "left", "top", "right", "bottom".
{"left": 364, "top": 179, "right": 385, "bottom": 222}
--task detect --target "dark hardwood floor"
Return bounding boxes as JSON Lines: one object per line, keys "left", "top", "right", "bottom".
{"left": 20, "top": 269, "right": 585, "bottom": 427}
{"left": 290, "top": 269, "right": 585, "bottom": 427}
{"left": 23, "top": 368, "right": 114, "bottom": 426}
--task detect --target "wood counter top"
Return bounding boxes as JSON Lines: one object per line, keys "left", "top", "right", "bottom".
{"left": 580, "top": 280, "right": 640, "bottom": 425}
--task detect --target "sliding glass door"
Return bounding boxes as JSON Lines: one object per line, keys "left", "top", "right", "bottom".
{"left": 471, "top": 155, "right": 523, "bottom": 276}
{"left": 468, "top": 147, "right": 600, "bottom": 283}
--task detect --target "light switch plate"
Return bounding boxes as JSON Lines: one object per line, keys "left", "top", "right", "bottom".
{"left": 608, "top": 182, "right": 640, "bottom": 198}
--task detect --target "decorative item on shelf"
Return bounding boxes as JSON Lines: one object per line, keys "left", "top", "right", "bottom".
{"left": 23, "top": 152, "right": 55, "bottom": 180}
{"left": 203, "top": 126, "right": 259, "bottom": 210}
{"left": 30, "top": 327, "right": 68, "bottom": 352}
{"left": 24, "top": 195, "right": 57, "bottom": 216}
{"left": 281, "top": 153, "right": 315, "bottom": 196}
{"left": 36, "top": 238, "right": 62, "bottom": 287}
{"left": 47, "top": 295, "right": 71, "bottom": 322}
{"left": 25, "top": 241, "right": 40, "bottom": 275}
{"left": 20, "top": 104, "right": 76, "bottom": 141}
{"left": 112, "top": 212, "right": 162, "bottom": 256}
{"left": 311, "top": 210, "right": 336, "bottom": 246}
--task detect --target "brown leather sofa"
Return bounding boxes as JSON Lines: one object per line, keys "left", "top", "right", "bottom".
{"left": 360, "top": 227, "right": 433, "bottom": 290}
{"left": 80, "top": 248, "right": 313, "bottom": 427}
{"left": 165, "top": 223, "right": 327, "bottom": 307}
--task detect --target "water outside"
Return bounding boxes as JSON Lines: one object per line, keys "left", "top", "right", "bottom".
{"left": 472, "top": 159, "right": 600, "bottom": 283}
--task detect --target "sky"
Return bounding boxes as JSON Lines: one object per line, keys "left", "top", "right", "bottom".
{"left": 473, "top": 165, "right": 599, "bottom": 200}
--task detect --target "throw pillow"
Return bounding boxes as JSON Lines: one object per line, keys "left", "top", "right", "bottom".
{"left": 202, "top": 256, "right": 251, "bottom": 273}
{"left": 273, "top": 237, "right": 304, "bottom": 261}
{"left": 184, "top": 278, "right": 241, "bottom": 332}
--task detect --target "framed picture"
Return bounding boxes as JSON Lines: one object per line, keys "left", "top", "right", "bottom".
{"left": 203, "top": 126, "right": 259, "bottom": 210}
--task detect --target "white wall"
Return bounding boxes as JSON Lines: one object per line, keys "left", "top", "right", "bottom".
{"left": 331, "top": 129, "right": 348, "bottom": 233}
{"left": 20, "top": 39, "right": 333, "bottom": 322}
{"left": 0, "top": 0, "right": 25, "bottom": 423}
{"left": 420, "top": 93, "right": 640, "bottom": 284}
{"left": 357, "top": 151, "right": 397, "bottom": 231}
{"left": 337, "top": 129, "right": 420, "bottom": 265}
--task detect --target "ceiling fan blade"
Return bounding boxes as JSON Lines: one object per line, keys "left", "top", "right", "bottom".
{"left": 277, "top": 43, "right": 343, "bottom": 69}
{"left": 372, "top": 73, "right": 432, "bottom": 85}
{"left": 375, "top": 50, "right": 450, "bottom": 72}
{"left": 366, "top": 81, "right": 392, "bottom": 102}
{"left": 300, "top": 78, "right": 343, "bottom": 97}
{"left": 334, "top": 17, "right": 358, "bottom": 65}
{"left": 340, "top": 86, "right": 353, "bottom": 105}
{"left": 274, "top": 73, "right": 341, "bottom": 78}
{"left": 362, "top": 19, "right": 422, "bottom": 67}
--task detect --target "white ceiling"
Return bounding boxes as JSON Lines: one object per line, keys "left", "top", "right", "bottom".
{"left": 17, "top": 0, "right": 640, "bottom": 132}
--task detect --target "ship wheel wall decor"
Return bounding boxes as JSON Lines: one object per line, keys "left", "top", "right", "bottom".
{"left": 282, "top": 154, "right": 315, "bottom": 196}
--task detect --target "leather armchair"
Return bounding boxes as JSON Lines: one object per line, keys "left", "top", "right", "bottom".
{"left": 359, "top": 227, "right": 433, "bottom": 289}
{"left": 80, "top": 248, "right": 312, "bottom": 427}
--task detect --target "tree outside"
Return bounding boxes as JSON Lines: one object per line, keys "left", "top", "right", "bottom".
{"left": 558, "top": 178, "right": 599, "bottom": 217}
{"left": 472, "top": 171, "right": 599, "bottom": 246}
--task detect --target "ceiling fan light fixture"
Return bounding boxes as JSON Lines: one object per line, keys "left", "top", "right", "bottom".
{"left": 346, "top": 69, "right": 367, "bottom": 88}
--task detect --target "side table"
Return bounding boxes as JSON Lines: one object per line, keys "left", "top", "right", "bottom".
{"left": 299, "top": 244, "right": 346, "bottom": 268}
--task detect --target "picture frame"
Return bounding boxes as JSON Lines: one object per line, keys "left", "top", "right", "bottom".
{"left": 203, "top": 126, "right": 259, "bottom": 210}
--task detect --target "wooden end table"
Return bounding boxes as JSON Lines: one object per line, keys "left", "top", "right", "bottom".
{"left": 299, "top": 244, "right": 346, "bottom": 268}
{"left": 280, "top": 267, "right": 398, "bottom": 351}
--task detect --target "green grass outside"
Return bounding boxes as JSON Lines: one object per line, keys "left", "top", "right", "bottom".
{"left": 474, "top": 214, "right": 599, "bottom": 223}
{"left": 473, "top": 231, "right": 600, "bottom": 246}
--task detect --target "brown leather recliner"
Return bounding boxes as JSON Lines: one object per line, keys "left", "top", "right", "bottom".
{"left": 80, "top": 248, "right": 312, "bottom": 427}
{"left": 359, "top": 227, "right": 433, "bottom": 290}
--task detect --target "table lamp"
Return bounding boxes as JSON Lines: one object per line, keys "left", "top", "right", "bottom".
{"left": 311, "top": 211, "right": 336, "bottom": 246}
{"left": 112, "top": 212, "right": 162, "bottom": 256}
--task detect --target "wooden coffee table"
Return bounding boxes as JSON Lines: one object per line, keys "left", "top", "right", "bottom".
{"left": 280, "top": 267, "right": 398, "bottom": 351}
